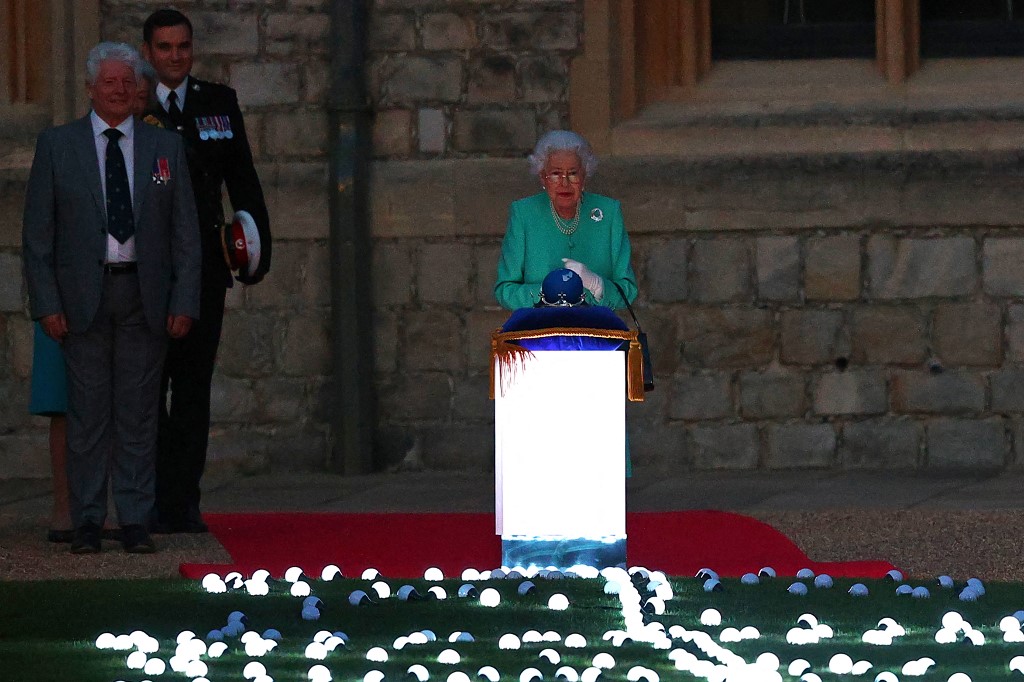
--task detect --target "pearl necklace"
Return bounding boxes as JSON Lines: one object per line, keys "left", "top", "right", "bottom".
{"left": 550, "top": 199, "right": 581, "bottom": 238}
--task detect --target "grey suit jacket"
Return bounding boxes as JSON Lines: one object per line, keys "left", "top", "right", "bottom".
{"left": 23, "top": 115, "right": 201, "bottom": 334}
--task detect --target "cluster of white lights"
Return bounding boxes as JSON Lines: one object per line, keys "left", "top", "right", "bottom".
{"left": 99, "top": 563, "right": 1024, "bottom": 682}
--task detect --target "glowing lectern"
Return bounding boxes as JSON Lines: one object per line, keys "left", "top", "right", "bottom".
{"left": 491, "top": 307, "right": 645, "bottom": 571}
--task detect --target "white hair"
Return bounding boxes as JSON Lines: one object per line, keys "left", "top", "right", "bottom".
{"left": 85, "top": 42, "right": 143, "bottom": 84}
{"left": 527, "top": 130, "right": 598, "bottom": 177}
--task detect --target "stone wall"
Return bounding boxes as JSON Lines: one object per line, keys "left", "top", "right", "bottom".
{"left": 4, "top": 0, "right": 1024, "bottom": 479}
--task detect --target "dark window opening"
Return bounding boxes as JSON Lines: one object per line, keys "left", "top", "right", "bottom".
{"left": 922, "top": 0, "right": 1024, "bottom": 57}
{"left": 712, "top": 0, "right": 876, "bottom": 60}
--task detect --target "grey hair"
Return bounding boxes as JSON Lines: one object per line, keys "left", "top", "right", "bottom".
{"left": 138, "top": 58, "right": 158, "bottom": 85}
{"left": 527, "top": 130, "right": 598, "bottom": 177}
{"left": 85, "top": 42, "right": 143, "bottom": 84}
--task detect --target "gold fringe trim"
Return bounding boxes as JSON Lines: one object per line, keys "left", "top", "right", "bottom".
{"left": 489, "top": 327, "right": 644, "bottom": 402}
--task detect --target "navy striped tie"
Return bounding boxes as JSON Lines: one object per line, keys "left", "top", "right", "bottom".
{"left": 103, "top": 128, "right": 134, "bottom": 243}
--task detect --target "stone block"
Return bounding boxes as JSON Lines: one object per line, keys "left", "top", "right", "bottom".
{"left": 193, "top": 12, "right": 260, "bottom": 56}
{"left": 766, "top": 423, "right": 836, "bottom": 468}
{"left": 466, "top": 308, "right": 510, "bottom": 372}
{"left": 302, "top": 241, "right": 331, "bottom": 309}
{"left": 891, "top": 370, "right": 985, "bottom": 415}
{"left": 840, "top": 419, "right": 921, "bottom": 468}
{"left": 739, "top": 370, "right": 807, "bottom": 418}
{"left": 373, "top": 243, "right": 413, "bottom": 306}
{"left": 0, "top": 376, "right": 29, "bottom": 432}
{"left": 421, "top": 424, "right": 493, "bottom": 471}
{"left": 646, "top": 238, "right": 688, "bottom": 302}
{"left": 984, "top": 238, "right": 1024, "bottom": 296}
{"left": 231, "top": 63, "right": 302, "bottom": 106}
{"left": 669, "top": 373, "right": 733, "bottom": 420}
{"left": 679, "top": 307, "right": 774, "bottom": 368}
{"left": 374, "top": 109, "right": 413, "bottom": 157}
{"left": 266, "top": 12, "right": 330, "bottom": 54}
{"left": 688, "top": 423, "right": 759, "bottom": 469}
{"left": 991, "top": 370, "right": 1024, "bottom": 413}
{"left": 369, "top": 12, "right": 416, "bottom": 52}
{"left": 218, "top": 313, "right": 279, "bottom": 377}
{"left": 690, "top": 239, "right": 752, "bottom": 303}
{"left": 1010, "top": 304, "right": 1024, "bottom": 362}
{"left": 452, "top": 373, "right": 492, "bottom": 421}
{"left": 264, "top": 163, "right": 330, "bottom": 240}
{"left": 247, "top": 241, "right": 313, "bottom": 309}
{"left": 927, "top": 418, "right": 1006, "bottom": 468}
{"left": 867, "top": 235, "right": 976, "bottom": 299}
{"left": 479, "top": 11, "right": 579, "bottom": 51}
{"left": 0, "top": 190, "right": 26, "bottom": 248}
{"left": 755, "top": 236, "right": 799, "bottom": 302}
{"left": 422, "top": 12, "right": 477, "bottom": 50}
{"left": 0, "top": 433, "right": 49, "bottom": 479}
{"left": 628, "top": 422, "right": 688, "bottom": 474}
{"left": 266, "top": 425, "right": 329, "bottom": 472}
{"left": 256, "top": 377, "right": 308, "bottom": 422}
{"left": 403, "top": 310, "right": 463, "bottom": 372}
{"left": 452, "top": 109, "right": 536, "bottom": 154}
{"left": 374, "top": 312, "right": 400, "bottom": 374}
{"left": 209, "top": 375, "right": 258, "bottom": 422}
{"left": 813, "top": 370, "right": 887, "bottom": 416}
{"left": 521, "top": 56, "right": 568, "bottom": 103}
{"left": 805, "top": 233, "right": 860, "bottom": 301}
{"left": 6, "top": 316, "right": 32, "bottom": 380}
{"left": 418, "top": 108, "right": 447, "bottom": 154}
{"left": 474, "top": 243, "right": 502, "bottom": 307}
{"left": 280, "top": 313, "right": 330, "bottom": 376}
{"left": 780, "top": 309, "right": 850, "bottom": 366}
{"left": 379, "top": 372, "right": 452, "bottom": 421}
{"left": 206, "top": 427, "right": 271, "bottom": 477}
{"left": 851, "top": 306, "right": 927, "bottom": 365}
{"left": 264, "top": 109, "right": 328, "bottom": 158}
{"left": 468, "top": 57, "right": 516, "bottom": 104}
{"left": 380, "top": 56, "right": 463, "bottom": 104}
{"left": 932, "top": 302, "right": 1001, "bottom": 366}
{"left": 303, "top": 60, "right": 329, "bottom": 103}
{"left": 0, "top": 253, "right": 23, "bottom": 312}
{"left": 419, "top": 243, "right": 473, "bottom": 305}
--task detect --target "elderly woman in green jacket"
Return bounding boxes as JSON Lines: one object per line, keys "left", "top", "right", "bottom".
{"left": 495, "top": 130, "right": 638, "bottom": 310}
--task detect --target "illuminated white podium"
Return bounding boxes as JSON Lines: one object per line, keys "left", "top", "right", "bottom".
{"left": 491, "top": 317, "right": 643, "bottom": 571}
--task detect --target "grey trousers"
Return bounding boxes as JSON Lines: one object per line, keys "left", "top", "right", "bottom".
{"left": 63, "top": 271, "right": 167, "bottom": 527}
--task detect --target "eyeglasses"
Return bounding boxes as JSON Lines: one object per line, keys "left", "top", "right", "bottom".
{"left": 543, "top": 170, "right": 582, "bottom": 185}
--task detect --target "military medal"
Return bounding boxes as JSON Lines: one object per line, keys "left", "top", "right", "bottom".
{"left": 198, "top": 117, "right": 210, "bottom": 140}
{"left": 221, "top": 115, "right": 234, "bottom": 140}
{"left": 151, "top": 157, "right": 171, "bottom": 184}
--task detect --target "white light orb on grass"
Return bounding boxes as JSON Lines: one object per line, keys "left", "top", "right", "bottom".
{"left": 1004, "top": 629, "right": 1024, "bottom": 643}
{"left": 813, "top": 575, "right": 834, "bottom": 589}
{"left": 788, "top": 582, "right": 808, "bottom": 596}
{"left": 896, "top": 585, "right": 913, "bottom": 596}
{"left": 113, "top": 634, "right": 133, "bottom": 650}
{"left": 901, "top": 658, "right": 936, "bottom": 676}
{"left": 291, "top": 581, "right": 312, "bottom": 597}
{"left": 184, "top": 660, "right": 209, "bottom": 678}
{"left": 407, "top": 665, "right": 429, "bottom": 681}
{"left": 284, "top": 566, "right": 303, "bottom": 583}
{"left": 95, "top": 633, "right": 116, "bottom": 649}
{"left": 478, "top": 666, "right": 500, "bottom": 681}
{"left": 540, "top": 648, "right": 560, "bottom": 664}
{"left": 499, "top": 634, "right": 521, "bottom": 650}
{"left": 366, "top": 647, "right": 389, "bottom": 662}
{"left": 851, "top": 661, "right": 872, "bottom": 675}
{"left": 556, "top": 666, "right": 579, "bottom": 681}
{"left": 963, "top": 629, "right": 985, "bottom": 646}
{"left": 948, "top": 674, "right": 972, "bottom": 682}
{"left": 245, "top": 579, "right": 269, "bottom": 596}
{"left": 1009, "top": 656, "right": 1024, "bottom": 672}
{"left": 700, "top": 609, "right": 722, "bottom": 626}
{"left": 480, "top": 588, "right": 501, "bottom": 607}
{"left": 126, "top": 651, "right": 147, "bottom": 670}
{"left": 827, "top": 651, "right": 851, "bottom": 671}
{"left": 308, "top": 664, "right": 331, "bottom": 682}
{"left": 719, "top": 628, "right": 741, "bottom": 643}
{"left": 740, "top": 572, "right": 759, "bottom": 585}
{"left": 365, "top": 673, "right": 385, "bottom": 682}
{"left": 703, "top": 578, "right": 723, "bottom": 592}
{"left": 520, "top": 668, "right": 542, "bottom": 682}
{"left": 429, "top": 586, "right": 448, "bottom": 600}
{"left": 565, "top": 634, "right": 587, "bottom": 648}
{"left": 755, "top": 653, "right": 780, "bottom": 671}
{"left": 245, "top": 639, "right": 270, "bottom": 657}
{"left": 849, "top": 583, "right": 869, "bottom": 597}
{"left": 542, "top": 631, "right": 561, "bottom": 642}
{"left": 304, "top": 642, "right": 328, "bottom": 660}
{"left": 207, "top": 642, "right": 227, "bottom": 658}
{"left": 321, "top": 564, "right": 342, "bottom": 581}
{"left": 874, "top": 673, "right": 899, "bottom": 682}
{"left": 448, "top": 673, "right": 471, "bottom": 682}
{"left": 424, "top": 566, "right": 444, "bottom": 580}
{"left": 202, "top": 574, "right": 227, "bottom": 593}
{"left": 801, "top": 674, "right": 823, "bottom": 682}
{"left": 942, "top": 612, "right": 966, "bottom": 630}
{"left": 796, "top": 568, "right": 815, "bottom": 579}
{"left": 250, "top": 570, "right": 270, "bottom": 583}
{"left": 788, "top": 660, "right": 811, "bottom": 676}
{"left": 361, "top": 568, "right": 380, "bottom": 580}
{"left": 371, "top": 581, "right": 391, "bottom": 599}
{"left": 461, "top": 568, "right": 481, "bottom": 581}
{"left": 626, "top": 667, "right": 659, "bottom": 682}
{"left": 592, "top": 653, "right": 615, "bottom": 669}
{"left": 548, "top": 593, "right": 570, "bottom": 610}
{"left": 740, "top": 626, "right": 761, "bottom": 640}
{"left": 437, "top": 649, "right": 461, "bottom": 665}
{"left": 244, "top": 662, "right": 268, "bottom": 679}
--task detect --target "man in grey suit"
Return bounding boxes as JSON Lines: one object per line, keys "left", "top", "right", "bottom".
{"left": 22, "top": 42, "right": 201, "bottom": 554}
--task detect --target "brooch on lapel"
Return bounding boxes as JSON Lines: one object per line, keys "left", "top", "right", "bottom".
{"left": 142, "top": 114, "right": 164, "bottom": 129}
{"left": 152, "top": 157, "right": 171, "bottom": 184}
{"left": 590, "top": 208, "right": 604, "bottom": 222}
{"left": 197, "top": 115, "right": 234, "bottom": 141}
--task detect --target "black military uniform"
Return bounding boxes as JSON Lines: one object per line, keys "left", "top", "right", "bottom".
{"left": 149, "top": 76, "right": 271, "bottom": 532}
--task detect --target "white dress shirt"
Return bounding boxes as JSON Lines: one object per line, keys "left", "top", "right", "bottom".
{"left": 90, "top": 111, "right": 137, "bottom": 264}
{"left": 156, "top": 79, "right": 189, "bottom": 114}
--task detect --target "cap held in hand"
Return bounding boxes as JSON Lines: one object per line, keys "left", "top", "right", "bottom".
{"left": 220, "top": 210, "right": 262, "bottom": 279}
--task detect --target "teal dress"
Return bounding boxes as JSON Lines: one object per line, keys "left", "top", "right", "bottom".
{"left": 29, "top": 323, "right": 67, "bottom": 416}
{"left": 495, "top": 192, "right": 638, "bottom": 310}
{"left": 495, "top": 192, "right": 639, "bottom": 476}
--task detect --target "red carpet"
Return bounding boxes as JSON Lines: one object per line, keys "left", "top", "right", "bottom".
{"left": 180, "top": 511, "right": 896, "bottom": 580}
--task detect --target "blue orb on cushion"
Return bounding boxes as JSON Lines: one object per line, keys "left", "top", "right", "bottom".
{"left": 539, "top": 268, "right": 586, "bottom": 306}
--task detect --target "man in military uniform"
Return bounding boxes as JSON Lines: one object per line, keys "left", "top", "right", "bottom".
{"left": 142, "top": 9, "right": 271, "bottom": 533}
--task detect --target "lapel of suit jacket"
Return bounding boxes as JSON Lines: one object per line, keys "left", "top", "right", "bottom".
{"left": 71, "top": 116, "right": 105, "bottom": 220}
{"left": 133, "top": 120, "right": 157, "bottom": 219}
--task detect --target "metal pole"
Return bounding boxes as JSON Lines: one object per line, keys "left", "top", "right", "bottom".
{"left": 329, "top": 0, "right": 375, "bottom": 474}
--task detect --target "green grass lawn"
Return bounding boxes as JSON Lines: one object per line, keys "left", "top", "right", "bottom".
{"left": 1, "top": 572, "right": 1022, "bottom": 681}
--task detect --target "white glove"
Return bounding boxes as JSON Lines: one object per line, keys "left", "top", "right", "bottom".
{"left": 562, "top": 258, "right": 604, "bottom": 302}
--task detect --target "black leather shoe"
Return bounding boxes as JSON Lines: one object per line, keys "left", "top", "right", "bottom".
{"left": 121, "top": 524, "right": 156, "bottom": 554}
{"left": 70, "top": 522, "right": 102, "bottom": 554}
{"left": 181, "top": 518, "right": 209, "bottom": 533}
